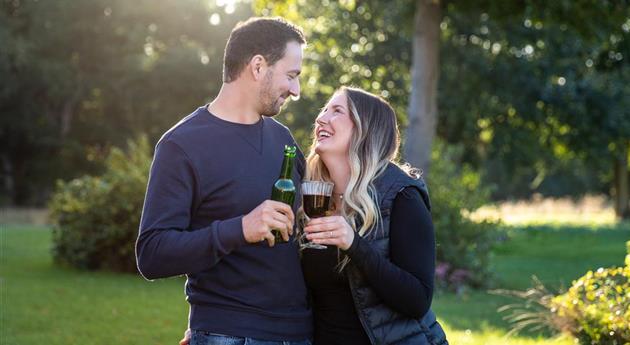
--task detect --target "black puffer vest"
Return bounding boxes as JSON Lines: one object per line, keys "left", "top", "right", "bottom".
{"left": 346, "top": 163, "right": 448, "bottom": 345}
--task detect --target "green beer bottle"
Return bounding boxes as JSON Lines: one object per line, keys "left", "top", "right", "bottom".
{"left": 270, "top": 145, "right": 297, "bottom": 243}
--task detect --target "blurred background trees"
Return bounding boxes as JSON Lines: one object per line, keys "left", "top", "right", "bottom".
{"left": 2, "top": 0, "right": 628, "bottom": 216}
{"left": 1, "top": 0, "right": 252, "bottom": 205}
{"left": 256, "top": 0, "right": 630, "bottom": 217}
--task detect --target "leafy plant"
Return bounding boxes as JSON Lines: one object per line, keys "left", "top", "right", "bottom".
{"left": 549, "top": 241, "right": 630, "bottom": 344}
{"left": 495, "top": 241, "right": 630, "bottom": 344}
{"left": 428, "top": 141, "right": 500, "bottom": 291}
{"left": 49, "top": 136, "right": 151, "bottom": 272}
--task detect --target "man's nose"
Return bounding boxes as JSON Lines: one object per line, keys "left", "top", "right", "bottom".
{"left": 289, "top": 79, "right": 300, "bottom": 98}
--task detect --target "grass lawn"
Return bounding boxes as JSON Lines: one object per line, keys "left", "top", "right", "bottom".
{"left": 2, "top": 222, "right": 629, "bottom": 344}
{"left": 1, "top": 225, "right": 188, "bottom": 344}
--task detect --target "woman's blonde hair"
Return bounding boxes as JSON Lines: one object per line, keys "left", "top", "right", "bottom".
{"left": 302, "top": 86, "right": 408, "bottom": 269}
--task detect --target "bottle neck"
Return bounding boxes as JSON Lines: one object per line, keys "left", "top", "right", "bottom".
{"left": 279, "top": 154, "right": 294, "bottom": 179}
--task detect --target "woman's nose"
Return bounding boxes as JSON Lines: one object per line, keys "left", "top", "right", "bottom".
{"left": 316, "top": 113, "right": 329, "bottom": 125}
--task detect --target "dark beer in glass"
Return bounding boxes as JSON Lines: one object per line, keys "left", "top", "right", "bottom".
{"left": 301, "top": 180, "right": 334, "bottom": 249}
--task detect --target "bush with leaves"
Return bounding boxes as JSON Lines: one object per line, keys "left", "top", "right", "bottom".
{"left": 496, "top": 241, "right": 630, "bottom": 344}
{"left": 426, "top": 141, "right": 500, "bottom": 291}
{"left": 549, "top": 241, "right": 630, "bottom": 344}
{"left": 49, "top": 136, "right": 151, "bottom": 272}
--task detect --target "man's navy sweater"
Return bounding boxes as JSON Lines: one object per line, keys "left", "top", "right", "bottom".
{"left": 136, "top": 106, "right": 312, "bottom": 341}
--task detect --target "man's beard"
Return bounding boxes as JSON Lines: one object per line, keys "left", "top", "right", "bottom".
{"left": 260, "top": 96, "right": 283, "bottom": 116}
{"left": 259, "top": 72, "right": 286, "bottom": 116}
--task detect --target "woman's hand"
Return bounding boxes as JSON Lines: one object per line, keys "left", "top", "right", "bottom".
{"left": 304, "top": 215, "right": 355, "bottom": 250}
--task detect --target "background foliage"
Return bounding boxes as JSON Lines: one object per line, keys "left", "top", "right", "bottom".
{"left": 1, "top": 0, "right": 252, "bottom": 205}
{"left": 49, "top": 136, "right": 150, "bottom": 272}
{"left": 2, "top": 0, "right": 629, "bottom": 207}
{"left": 551, "top": 250, "right": 630, "bottom": 345}
{"left": 497, "top": 240, "right": 630, "bottom": 345}
{"left": 428, "top": 141, "right": 499, "bottom": 290}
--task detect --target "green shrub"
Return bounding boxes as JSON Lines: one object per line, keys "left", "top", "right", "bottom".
{"left": 49, "top": 136, "right": 151, "bottom": 272}
{"left": 427, "top": 141, "right": 500, "bottom": 291}
{"left": 549, "top": 241, "right": 630, "bottom": 344}
{"left": 496, "top": 241, "right": 630, "bottom": 344}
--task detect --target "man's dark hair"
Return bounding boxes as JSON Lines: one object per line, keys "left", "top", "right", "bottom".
{"left": 223, "top": 17, "right": 306, "bottom": 83}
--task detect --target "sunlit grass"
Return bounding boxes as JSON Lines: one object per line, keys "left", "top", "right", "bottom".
{"left": 469, "top": 194, "right": 617, "bottom": 226}
{"left": 439, "top": 325, "right": 574, "bottom": 345}
{"left": 0, "top": 207, "right": 49, "bottom": 226}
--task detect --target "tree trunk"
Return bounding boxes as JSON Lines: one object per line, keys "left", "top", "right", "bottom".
{"left": 614, "top": 144, "right": 629, "bottom": 219}
{"left": 61, "top": 87, "right": 82, "bottom": 137}
{"left": 1, "top": 153, "right": 14, "bottom": 204}
{"left": 403, "top": 0, "right": 441, "bottom": 176}
{"left": 11, "top": 155, "right": 27, "bottom": 206}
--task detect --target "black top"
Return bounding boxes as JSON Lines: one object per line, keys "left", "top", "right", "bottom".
{"left": 302, "top": 187, "right": 435, "bottom": 344}
{"left": 136, "top": 106, "right": 312, "bottom": 340}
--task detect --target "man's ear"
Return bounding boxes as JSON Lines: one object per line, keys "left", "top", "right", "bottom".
{"left": 248, "top": 55, "right": 268, "bottom": 81}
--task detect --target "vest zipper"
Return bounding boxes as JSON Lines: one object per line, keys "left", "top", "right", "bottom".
{"left": 347, "top": 267, "right": 378, "bottom": 345}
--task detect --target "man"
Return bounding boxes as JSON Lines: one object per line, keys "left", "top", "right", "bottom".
{"left": 135, "top": 17, "right": 311, "bottom": 345}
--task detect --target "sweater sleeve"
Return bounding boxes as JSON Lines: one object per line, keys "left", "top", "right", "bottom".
{"left": 135, "top": 139, "right": 247, "bottom": 280}
{"left": 345, "top": 186, "right": 435, "bottom": 318}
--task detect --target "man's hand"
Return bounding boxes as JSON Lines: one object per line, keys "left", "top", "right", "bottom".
{"left": 242, "top": 200, "right": 294, "bottom": 247}
{"left": 179, "top": 328, "right": 191, "bottom": 345}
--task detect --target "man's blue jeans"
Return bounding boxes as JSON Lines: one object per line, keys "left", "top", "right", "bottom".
{"left": 190, "top": 330, "right": 312, "bottom": 345}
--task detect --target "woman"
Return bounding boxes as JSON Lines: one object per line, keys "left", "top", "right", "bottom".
{"left": 300, "top": 86, "right": 448, "bottom": 345}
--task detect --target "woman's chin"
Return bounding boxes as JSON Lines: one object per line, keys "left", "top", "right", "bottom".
{"left": 315, "top": 144, "right": 348, "bottom": 160}
{"left": 316, "top": 146, "right": 334, "bottom": 159}
{"left": 314, "top": 143, "right": 325, "bottom": 155}
{"left": 315, "top": 145, "right": 325, "bottom": 157}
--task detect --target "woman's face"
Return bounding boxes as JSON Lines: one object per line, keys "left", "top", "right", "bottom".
{"left": 314, "top": 91, "right": 355, "bottom": 158}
